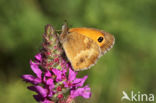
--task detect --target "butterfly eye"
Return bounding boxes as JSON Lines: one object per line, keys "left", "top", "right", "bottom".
{"left": 98, "top": 37, "right": 103, "bottom": 43}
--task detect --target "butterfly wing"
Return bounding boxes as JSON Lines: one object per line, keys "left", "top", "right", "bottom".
{"left": 100, "top": 31, "right": 115, "bottom": 55}
{"left": 62, "top": 32, "right": 101, "bottom": 71}
{"left": 69, "top": 28, "right": 115, "bottom": 55}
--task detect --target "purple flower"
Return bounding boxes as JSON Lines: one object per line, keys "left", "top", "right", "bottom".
{"left": 22, "top": 54, "right": 54, "bottom": 102}
{"left": 22, "top": 54, "right": 42, "bottom": 85}
{"left": 28, "top": 86, "right": 47, "bottom": 98}
{"left": 30, "top": 61, "right": 42, "bottom": 79}
{"left": 22, "top": 24, "right": 92, "bottom": 102}
{"left": 22, "top": 53, "right": 91, "bottom": 102}
{"left": 64, "top": 68, "right": 88, "bottom": 88}
{"left": 52, "top": 68, "right": 66, "bottom": 82}
{"left": 21, "top": 74, "right": 41, "bottom": 85}
{"left": 63, "top": 67, "right": 91, "bottom": 99}
{"left": 70, "top": 85, "right": 91, "bottom": 99}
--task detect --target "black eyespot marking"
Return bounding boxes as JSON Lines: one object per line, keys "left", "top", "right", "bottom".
{"left": 98, "top": 37, "right": 103, "bottom": 43}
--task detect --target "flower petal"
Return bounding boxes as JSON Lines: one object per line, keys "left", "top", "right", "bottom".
{"left": 63, "top": 81, "right": 69, "bottom": 88}
{"left": 47, "top": 88, "right": 53, "bottom": 97}
{"left": 70, "top": 85, "right": 91, "bottom": 99}
{"left": 45, "top": 70, "right": 52, "bottom": 77}
{"left": 52, "top": 69, "right": 62, "bottom": 81}
{"left": 46, "top": 78, "right": 55, "bottom": 88}
{"left": 35, "top": 53, "right": 42, "bottom": 62}
{"left": 73, "top": 75, "right": 88, "bottom": 87}
{"left": 21, "top": 74, "right": 41, "bottom": 84}
{"left": 30, "top": 60, "right": 42, "bottom": 79}
{"left": 33, "top": 94, "right": 44, "bottom": 102}
{"left": 81, "top": 85, "right": 91, "bottom": 99}
{"left": 43, "top": 70, "right": 52, "bottom": 83}
{"left": 28, "top": 86, "right": 47, "bottom": 97}
{"left": 68, "top": 68, "right": 77, "bottom": 81}
{"left": 34, "top": 95, "right": 53, "bottom": 103}
{"left": 62, "top": 67, "right": 67, "bottom": 74}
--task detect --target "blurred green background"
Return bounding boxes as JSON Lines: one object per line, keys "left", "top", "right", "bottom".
{"left": 0, "top": 0, "right": 156, "bottom": 103}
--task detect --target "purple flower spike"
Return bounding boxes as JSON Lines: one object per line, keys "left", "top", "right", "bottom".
{"left": 22, "top": 24, "right": 92, "bottom": 103}
{"left": 23, "top": 53, "right": 91, "bottom": 102}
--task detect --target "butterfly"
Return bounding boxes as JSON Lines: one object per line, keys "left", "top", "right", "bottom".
{"left": 60, "top": 23, "right": 115, "bottom": 71}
